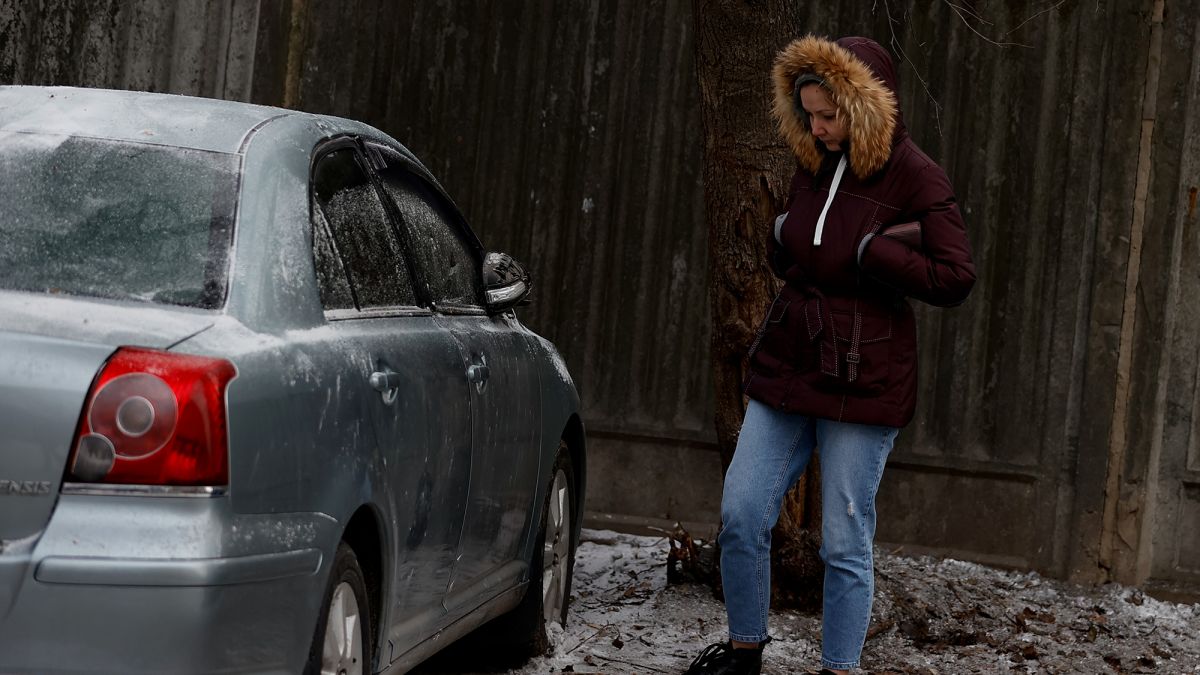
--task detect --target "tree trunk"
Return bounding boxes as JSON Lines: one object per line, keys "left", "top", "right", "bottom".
{"left": 693, "top": 0, "right": 824, "bottom": 610}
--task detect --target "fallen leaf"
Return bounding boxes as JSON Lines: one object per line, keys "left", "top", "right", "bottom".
{"left": 1150, "top": 643, "right": 1173, "bottom": 660}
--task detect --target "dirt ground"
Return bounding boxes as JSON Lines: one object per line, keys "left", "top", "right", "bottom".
{"left": 425, "top": 529, "right": 1200, "bottom": 674}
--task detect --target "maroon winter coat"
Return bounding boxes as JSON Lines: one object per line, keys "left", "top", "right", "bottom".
{"left": 743, "top": 35, "right": 976, "bottom": 428}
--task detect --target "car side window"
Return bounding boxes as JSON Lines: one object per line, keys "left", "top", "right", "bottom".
{"left": 370, "top": 147, "right": 485, "bottom": 310}
{"left": 311, "top": 147, "right": 417, "bottom": 310}
{"left": 311, "top": 210, "right": 355, "bottom": 310}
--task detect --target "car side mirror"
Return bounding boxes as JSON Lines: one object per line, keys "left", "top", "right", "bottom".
{"left": 482, "top": 251, "right": 532, "bottom": 313}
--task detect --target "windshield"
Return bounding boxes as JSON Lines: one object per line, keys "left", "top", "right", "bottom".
{"left": 0, "top": 132, "right": 239, "bottom": 309}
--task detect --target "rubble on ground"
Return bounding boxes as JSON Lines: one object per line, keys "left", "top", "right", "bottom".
{"left": 427, "top": 530, "right": 1200, "bottom": 674}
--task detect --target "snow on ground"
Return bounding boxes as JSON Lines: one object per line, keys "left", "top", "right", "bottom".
{"left": 427, "top": 530, "right": 1200, "bottom": 674}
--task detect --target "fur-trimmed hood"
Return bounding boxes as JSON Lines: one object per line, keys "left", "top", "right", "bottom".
{"left": 772, "top": 35, "right": 903, "bottom": 179}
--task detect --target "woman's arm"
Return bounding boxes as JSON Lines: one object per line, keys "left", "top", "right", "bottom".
{"left": 767, "top": 212, "right": 794, "bottom": 279}
{"left": 766, "top": 167, "right": 808, "bottom": 282}
{"left": 857, "top": 164, "right": 976, "bottom": 307}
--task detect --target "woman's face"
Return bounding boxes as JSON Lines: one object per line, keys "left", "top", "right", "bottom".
{"left": 800, "top": 84, "right": 847, "bottom": 151}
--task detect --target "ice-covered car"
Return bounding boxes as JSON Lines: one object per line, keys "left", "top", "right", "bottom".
{"left": 0, "top": 85, "right": 584, "bottom": 675}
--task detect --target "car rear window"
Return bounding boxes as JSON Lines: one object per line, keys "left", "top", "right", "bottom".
{"left": 0, "top": 131, "right": 239, "bottom": 309}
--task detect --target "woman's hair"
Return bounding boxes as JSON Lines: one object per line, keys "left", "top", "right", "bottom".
{"left": 792, "top": 73, "right": 838, "bottom": 131}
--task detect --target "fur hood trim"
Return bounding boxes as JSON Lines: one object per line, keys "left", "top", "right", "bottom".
{"left": 772, "top": 35, "right": 898, "bottom": 179}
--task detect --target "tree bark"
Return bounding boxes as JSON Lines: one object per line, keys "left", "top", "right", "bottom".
{"left": 693, "top": 0, "right": 823, "bottom": 609}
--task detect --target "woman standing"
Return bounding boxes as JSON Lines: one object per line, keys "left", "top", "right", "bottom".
{"left": 685, "top": 35, "right": 976, "bottom": 675}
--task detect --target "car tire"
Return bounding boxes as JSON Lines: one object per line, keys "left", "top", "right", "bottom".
{"left": 306, "top": 542, "right": 372, "bottom": 675}
{"left": 457, "top": 442, "right": 577, "bottom": 665}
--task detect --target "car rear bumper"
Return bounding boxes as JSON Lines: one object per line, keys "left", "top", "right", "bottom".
{"left": 34, "top": 546, "right": 321, "bottom": 586}
{"left": 0, "top": 494, "right": 338, "bottom": 674}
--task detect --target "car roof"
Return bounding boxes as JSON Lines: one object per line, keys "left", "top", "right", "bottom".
{"left": 0, "top": 85, "right": 297, "bottom": 154}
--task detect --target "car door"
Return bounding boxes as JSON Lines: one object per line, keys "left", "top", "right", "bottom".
{"left": 309, "top": 141, "right": 473, "bottom": 653}
{"left": 366, "top": 142, "right": 543, "bottom": 608}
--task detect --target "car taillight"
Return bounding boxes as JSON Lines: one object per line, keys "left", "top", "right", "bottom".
{"left": 66, "top": 348, "right": 237, "bottom": 486}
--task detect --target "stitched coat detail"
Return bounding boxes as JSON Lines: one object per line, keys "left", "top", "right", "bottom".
{"left": 746, "top": 36, "right": 976, "bottom": 429}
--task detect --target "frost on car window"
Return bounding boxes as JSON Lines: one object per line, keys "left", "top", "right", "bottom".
{"left": 0, "top": 132, "right": 238, "bottom": 308}
{"left": 312, "top": 148, "right": 417, "bottom": 309}
{"left": 311, "top": 208, "right": 356, "bottom": 311}
{"left": 375, "top": 165, "right": 484, "bottom": 309}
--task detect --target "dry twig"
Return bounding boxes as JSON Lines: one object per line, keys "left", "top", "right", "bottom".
{"left": 1006, "top": 0, "right": 1068, "bottom": 36}
{"left": 591, "top": 654, "right": 668, "bottom": 673}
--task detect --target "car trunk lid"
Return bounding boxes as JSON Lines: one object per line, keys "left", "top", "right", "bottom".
{"left": 0, "top": 296, "right": 216, "bottom": 544}
{"left": 0, "top": 332, "right": 114, "bottom": 545}
{"left": 0, "top": 291, "right": 217, "bottom": 349}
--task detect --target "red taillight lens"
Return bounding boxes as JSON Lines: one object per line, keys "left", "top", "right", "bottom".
{"left": 67, "top": 348, "right": 237, "bottom": 486}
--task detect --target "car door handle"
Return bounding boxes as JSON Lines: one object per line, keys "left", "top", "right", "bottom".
{"left": 369, "top": 371, "right": 402, "bottom": 392}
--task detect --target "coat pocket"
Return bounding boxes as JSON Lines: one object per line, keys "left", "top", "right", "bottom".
{"left": 746, "top": 295, "right": 791, "bottom": 363}
{"left": 748, "top": 287, "right": 829, "bottom": 377}
{"left": 758, "top": 298, "right": 793, "bottom": 360}
{"left": 822, "top": 310, "right": 893, "bottom": 396}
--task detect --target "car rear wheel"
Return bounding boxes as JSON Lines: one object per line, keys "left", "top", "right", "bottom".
{"left": 307, "top": 542, "right": 371, "bottom": 675}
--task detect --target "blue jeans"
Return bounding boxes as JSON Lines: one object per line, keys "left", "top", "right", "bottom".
{"left": 719, "top": 399, "right": 898, "bottom": 670}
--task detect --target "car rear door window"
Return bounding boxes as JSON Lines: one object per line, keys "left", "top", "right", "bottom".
{"left": 368, "top": 145, "right": 485, "bottom": 312}
{"left": 312, "top": 147, "right": 417, "bottom": 310}
{"left": 311, "top": 210, "right": 356, "bottom": 311}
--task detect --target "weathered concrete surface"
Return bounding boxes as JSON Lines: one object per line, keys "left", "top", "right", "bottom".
{"left": 1, "top": 1, "right": 1198, "bottom": 594}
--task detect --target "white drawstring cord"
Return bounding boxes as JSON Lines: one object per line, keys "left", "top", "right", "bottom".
{"left": 813, "top": 154, "right": 847, "bottom": 246}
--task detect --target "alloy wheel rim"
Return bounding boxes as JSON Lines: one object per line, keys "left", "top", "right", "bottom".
{"left": 542, "top": 467, "right": 572, "bottom": 624}
{"left": 321, "top": 581, "right": 363, "bottom": 675}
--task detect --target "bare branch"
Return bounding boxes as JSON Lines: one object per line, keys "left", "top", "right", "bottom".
{"left": 881, "top": 0, "right": 943, "bottom": 136}
{"left": 942, "top": 0, "right": 1031, "bottom": 48}
{"left": 946, "top": 1, "right": 990, "bottom": 25}
{"left": 1006, "top": 0, "right": 1068, "bottom": 36}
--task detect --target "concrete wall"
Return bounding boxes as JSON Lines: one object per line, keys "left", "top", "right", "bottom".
{"left": 0, "top": 0, "right": 721, "bottom": 529}
{"left": 2, "top": 0, "right": 1198, "bottom": 592}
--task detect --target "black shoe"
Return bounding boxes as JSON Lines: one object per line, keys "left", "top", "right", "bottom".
{"left": 683, "top": 639, "right": 768, "bottom": 675}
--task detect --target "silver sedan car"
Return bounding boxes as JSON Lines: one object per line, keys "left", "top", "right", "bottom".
{"left": 0, "top": 86, "right": 585, "bottom": 675}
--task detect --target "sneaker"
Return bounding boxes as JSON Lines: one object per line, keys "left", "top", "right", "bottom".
{"left": 683, "top": 640, "right": 768, "bottom": 675}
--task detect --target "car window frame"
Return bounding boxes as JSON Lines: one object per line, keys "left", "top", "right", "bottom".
{"left": 309, "top": 136, "right": 431, "bottom": 322}
{"left": 361, "top": 140, "right": 489, "bottom": 317}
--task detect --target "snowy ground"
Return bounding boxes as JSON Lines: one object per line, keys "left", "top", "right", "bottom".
{"left": 422, "top": 529, "right": 1200, "bottom": 674}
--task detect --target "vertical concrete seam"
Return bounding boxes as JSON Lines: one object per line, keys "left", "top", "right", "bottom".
{"left": 282, "top": 0, "right": 308, "bottom": 110}
{"left": 214, "top": 0, "right": 232, "bottom": 100}
{"left": 1136, "top": 6, "right": 1200, "bottom": 584}
{"left": 1099, "top": 0, "right": 1165, "bottom": 580}
{"left": 238, "top": 0, "right": 261, "bottom": 103}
